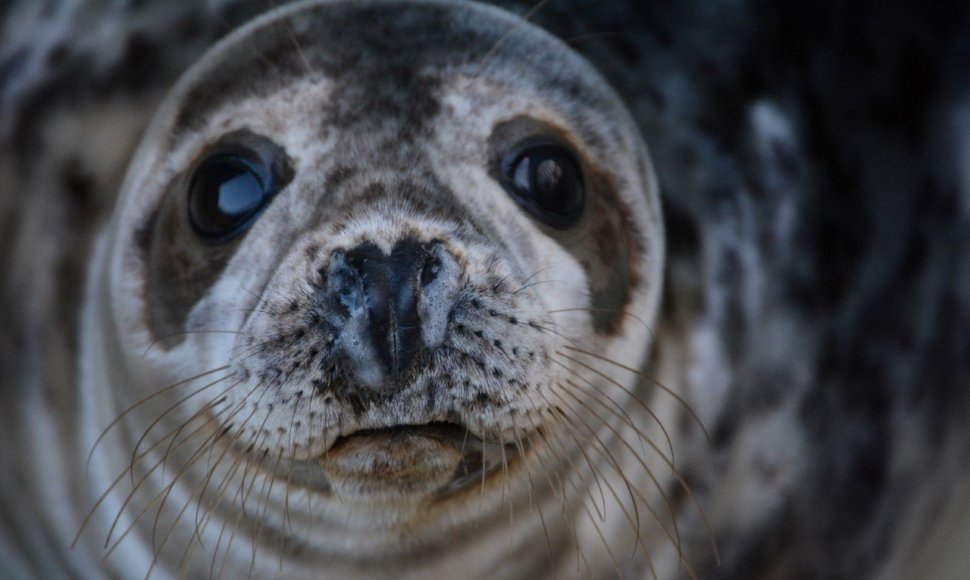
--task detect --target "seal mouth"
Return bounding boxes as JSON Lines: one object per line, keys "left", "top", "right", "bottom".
{"left": 312, "top": 421, "right": 530, "bottom": 499}
{"left": 328, "top": 421, "right": 470, "bottom": 449}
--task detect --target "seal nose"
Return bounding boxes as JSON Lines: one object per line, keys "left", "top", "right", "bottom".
{"left": 324, "top": 238, "right": 459, "bottom": 389}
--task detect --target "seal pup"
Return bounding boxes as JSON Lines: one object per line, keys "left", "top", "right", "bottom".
{"left": 73, "top": 1, "right": 677, "bottom": 578}
{"left": 6, "top": 1, "right": 968, "bottom": 579}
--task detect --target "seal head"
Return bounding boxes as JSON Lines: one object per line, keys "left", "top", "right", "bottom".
{"left": 81, "top": 0, "right": 664, "bottom": 576}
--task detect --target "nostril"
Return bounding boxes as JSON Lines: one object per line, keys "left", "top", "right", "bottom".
{"left": 416, "top": 243, "right": 460, "bottom": 352}
{"left": 324, "top": 250, "right": 366, "bottom": 313}
{"left": 421, "top": 257, "right": 442, "bottom": 287}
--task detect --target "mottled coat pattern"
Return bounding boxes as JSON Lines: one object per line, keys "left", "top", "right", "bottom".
{"left": 1, "top": 1, "right": 969, "bottom": 579}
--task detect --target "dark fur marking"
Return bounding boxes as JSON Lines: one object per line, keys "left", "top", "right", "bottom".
{"left": 0, "top": 46, "right": 30, "bottom": 94}
{"left": 488, "top": 116, "right": 642, "bottom": 334}
{"left": 172, "top": 3, "right": 516, "bottom": 135}
{"left": 306, "top": 161, "right": 503, "bottom": 253}
{"left": 141, "top": 129, "right": 293, "bottom": 345}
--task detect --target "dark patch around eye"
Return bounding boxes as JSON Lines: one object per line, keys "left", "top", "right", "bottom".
{"left": 488, "top": 116, "right": 642, "bottom": 335}
{"left": 138, "top": 129, "right": 293, "bottom": 347}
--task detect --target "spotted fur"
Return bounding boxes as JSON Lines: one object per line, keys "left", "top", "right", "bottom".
{"left": 1, "top": 1, "right": 969, "bottom": 579}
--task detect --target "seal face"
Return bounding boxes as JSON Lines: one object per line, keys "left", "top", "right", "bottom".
{"left": 78, "top": 1, "right": 664, "bottom": 577}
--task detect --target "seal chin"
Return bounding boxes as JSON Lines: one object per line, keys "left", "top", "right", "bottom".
{"left": 318, "top": 423, "right": 528, "bottom": 501}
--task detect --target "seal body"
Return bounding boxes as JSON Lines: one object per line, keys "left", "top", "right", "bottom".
{"left": 2, "top": 1, "right": 970, "bottom": 579}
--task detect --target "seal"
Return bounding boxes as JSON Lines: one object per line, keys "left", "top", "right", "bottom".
{"left": 6, "top": 1, "right": 967, "bottom": 579}
{"left": 73, "top": 1, "right": 673, "bottom": 578}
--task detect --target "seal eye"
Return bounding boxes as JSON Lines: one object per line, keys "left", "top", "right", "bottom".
{"left": 188, "top": 154, "right": 275, "bottom": 241}
{"left": 502, "top": 144, "right": 585, "bottom": 228}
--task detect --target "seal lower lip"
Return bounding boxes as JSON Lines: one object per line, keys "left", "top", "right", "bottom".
{"left": 327, "top": 422, "right": 470, "bottom": 450}
{"left": 317, "top": 422, "right": 527, "bottom": 499}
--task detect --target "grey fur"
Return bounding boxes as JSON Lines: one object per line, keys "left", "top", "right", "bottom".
{"left": 1, "top": 1, "right": 969, "bottom": 579}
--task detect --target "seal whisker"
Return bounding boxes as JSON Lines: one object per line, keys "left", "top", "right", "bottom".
{"left": 477, "top": 416, "right": 487, "bottom": 499}
{"left": 239, "top": 283, "right": 296, "bottom": 313}
{"left": 555, "top": 352, "right": 676, "bottom": 462}
{"left": 187, "top": 380, "right": 272, "bottom": 539}
{"left": 556, "top": 373, "right": 721, "bottom": 566}
{"left": 278, "top": 446, "right": 299, "bottom": 573}
{"left": 521, "top": 320, "right": 581, "bottom": 349}
{"left": 278, "top": 403, "right": 303, "bottom": 570}
{"left": 509, "top": 415, "right": 534, "bottom": 512}
{"left": 578, "top": 500, "right": 625, "bottom": 580}
{"left": 533, "top": 390, "right": 608, "bottom": 521}
{"left": 557, "top": 377, "right": 692, "bottom": 576}
{"left": 558, "top": 365, "right": 652, "bottom": 460}
{"left": 157, "top": 393, "right": 231, "bottom": 482}
{"left": 563, "top": 404, "right": 646, "bottom": 558}
{"left": 508, "top": 412, "right": 558, "bottom": 577}
{"left": 304, "top": 406, "right": 327, "bottom": 515}
{"left": 213, "top": 454, "right": 256, "bottom": 579}
{"left": 200, "top": 444, "right": 260, "bottom": 580}
{"left": 537, "top": 438, "right": 592, "bottom": 576}
{"left": 562, "top": 345, "right": 711, "bottom": 441}
{"left": 101, "top": 390, "right": 241, "bottom": 551}
{"left": 523, "top": 434, "right": 572, "bottom": 579}
{"left": 509, "top": 278, "right": 563, "bottom": 296}
{"left": 496, "top": 430, "right": 516, "bottom": 559}
{"left": 104, "top": 411, "right": 232, "bottom": 563}
{"left": 250, "top": 447, "right": 286, "bottom": 578}
{"left": 217, "top": 446, "right": 272, "bottom": 580}
{"left": 552, "top": 356, "right": 673, "bottom": 465}
{"left": 211, "top": 400, "right": 282, "bottom": 579}
{"left": 529, "top": 399, "right": 625, "bottom": 578}
{"left": 230, "top": 328, "right": 312, "bottom": 364}
{"left": 499, "top": 263, "right": 563, "bottom": 296}
{"left": 143, "top": 331, "right": 243, "bottom": 358}
{"left": 74, "top": 395, "right": 231, "bottom": 550}
{"left": 196, "top": 447, "right": 250, "bottom": 538}
{"left": 517, "top": 395, "right": 591, "bottom": 576}
{"left": 553, "top": 401, "right": 646, "bottom": 557}
{"left": 129, "top": 374, "right": 238, "bottom": 482}
{"left": 118, "top": 380, "right": 261, "bottom": 557}
{"left": 85, "top": 366, "right": 231, "bottom": 475}
{"left": 280, "top": 13, "right": 313, "bottom": 76}
{"left": 190, "top": 432, "right": 247, "bottom": 543}
{"left": 551, "top": 389, "right": 678, "bottom": 580}
{"left": 557, "top": 382, "right": 717, "bottom": 576}
{"left": 524, "top": 386, "right": 654, "bottom": 576}
{"left": 236, "top": 393, "right": 281, "bottom": 521}
{"left": 149, "top": 394, "right": 232, "bottom": 547}
{"left": 547, "top": 307, "right": 656, "bottom": 338}
{"left": 552, "top": 385, "right": 682, "bottom": 542}
{"left": 116, "top": 386, "right": 251, "bottom": 557}
{"left": 547, "top": 399, "right": 648, "bottom": 580}
{"left": 175, "top": 426, "right": 245, "bottom": 575}
{"left": 144, "top": 419, "right": 249, "bottom": 580}
{"left": 477, "top": 0, "right": 555, "bottom": 71}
